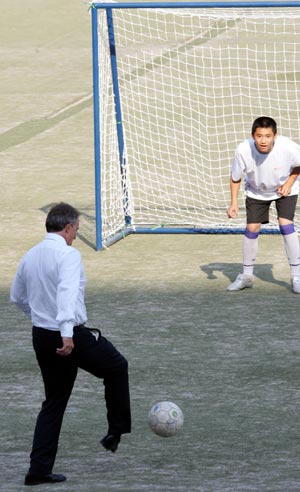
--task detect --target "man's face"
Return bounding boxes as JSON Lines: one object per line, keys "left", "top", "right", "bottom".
{"left": 253, "top": 127, "right": 277, "bottom": 154}
{"left": 65, "top": 220, "right": 79, "bottom": 245}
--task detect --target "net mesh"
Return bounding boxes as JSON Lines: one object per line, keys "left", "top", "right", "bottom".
{"left": 96, "top": 7, "right": 300, "bottom": 242}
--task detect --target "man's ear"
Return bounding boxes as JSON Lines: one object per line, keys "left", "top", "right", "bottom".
{"left": 64, "top": 223, "right": 72, "bottom": 233}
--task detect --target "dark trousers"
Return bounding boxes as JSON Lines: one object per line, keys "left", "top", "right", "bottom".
{"left": 29, "top": 325, "right": 131, "bottom": 475}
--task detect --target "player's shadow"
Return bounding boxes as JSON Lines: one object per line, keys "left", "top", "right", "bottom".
{"left": 200, "top": 262, "right": 289, "bottom": 289}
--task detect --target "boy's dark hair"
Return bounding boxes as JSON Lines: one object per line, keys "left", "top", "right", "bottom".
{"left": 46, "top": 202, "right": 80, "bottom": 232}
{"left": 252, "top": 116, "right": 277, "bottom": 136}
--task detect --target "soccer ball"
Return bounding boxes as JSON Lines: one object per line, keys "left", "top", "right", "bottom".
{"left": 148, "top": 401, "right": 184, "bottom": 438}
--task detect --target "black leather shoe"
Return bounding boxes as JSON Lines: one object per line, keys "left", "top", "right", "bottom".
{"left": 100, "top": 433, "right": 120, "bottom": 453}
{"left": 24, "top": 473, "right": 67, "bottom": 486}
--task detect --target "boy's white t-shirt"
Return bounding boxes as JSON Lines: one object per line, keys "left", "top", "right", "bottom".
{"left": 231, "top": 135, "right": 300, "bottom": 200}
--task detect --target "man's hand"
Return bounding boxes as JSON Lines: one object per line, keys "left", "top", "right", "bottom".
{"left": 56, "top": 337, "right": 74, "bottom": 356}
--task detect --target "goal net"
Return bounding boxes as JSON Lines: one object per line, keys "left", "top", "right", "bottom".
{"left": 91, "top": 2, "right": 300, "bottom": 249}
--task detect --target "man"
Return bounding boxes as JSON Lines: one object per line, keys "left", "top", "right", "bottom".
{"left": 10, "top": 202, "right": 131, "bottom": 486}
{"left": 227, "top": 116, "right": 300, "bottom": 293}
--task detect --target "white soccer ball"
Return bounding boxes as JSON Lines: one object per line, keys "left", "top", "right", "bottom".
{"left": 148, "top": 401, "right": 184, "bottom": 437}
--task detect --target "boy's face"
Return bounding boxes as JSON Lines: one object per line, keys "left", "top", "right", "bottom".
{"left": 253, "top": 127, "right": 277, "bottom": 154}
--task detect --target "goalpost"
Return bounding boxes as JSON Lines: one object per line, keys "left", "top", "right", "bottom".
{"left": 91, "top": 1, "right": 300, "bottom": 250}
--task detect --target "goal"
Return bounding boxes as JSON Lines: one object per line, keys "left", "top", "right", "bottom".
{"left": 91, "top": 1, "right": 300, "bottom": 250}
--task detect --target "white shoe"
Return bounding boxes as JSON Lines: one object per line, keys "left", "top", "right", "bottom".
{"left": 227, "top": 273, "right": 253, "bottom": 291}
{"left": 291, "top": 276, "right": 300, "bottom": 294}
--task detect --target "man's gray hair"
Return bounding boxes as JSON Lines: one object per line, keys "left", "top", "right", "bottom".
{"left": 45, "top": 202, "right": 80, "bottom": 232}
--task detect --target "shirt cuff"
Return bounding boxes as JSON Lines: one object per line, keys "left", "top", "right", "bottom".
{"left": 59, "top": 322, "right": 74, "bottom": 338}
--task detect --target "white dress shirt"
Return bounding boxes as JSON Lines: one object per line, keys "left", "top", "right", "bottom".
{"left": 231, "top": 135, "right": 300, "bottom": 200}
{"left": 10, "top": 233, "right": 87, "bottom": 337}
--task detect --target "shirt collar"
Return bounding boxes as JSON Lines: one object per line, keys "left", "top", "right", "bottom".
{"left": 45, "top": 232, "right": 67, "bottom": 245}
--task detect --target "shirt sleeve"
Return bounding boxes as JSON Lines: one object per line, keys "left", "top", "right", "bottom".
{"left": 10, "top": 261, "right": 32, "bottom": 319}
{"left": 289, "top": 139, "right": 300, "bottom": 168}
{"left": 56, "top": 248, "right": 82, "bottom": 338}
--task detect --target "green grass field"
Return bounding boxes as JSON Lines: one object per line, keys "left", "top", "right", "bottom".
{"left": 1, "top": 1, "right": 300, "bottom": 491}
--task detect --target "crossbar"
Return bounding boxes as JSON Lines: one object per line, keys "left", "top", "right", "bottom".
{"left": 91, "top": 2, "right": 300, "bottom": 10}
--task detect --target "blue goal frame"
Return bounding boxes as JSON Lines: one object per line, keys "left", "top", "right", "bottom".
{"left": 91, "top": 1, "right": 300, "bottom": 250}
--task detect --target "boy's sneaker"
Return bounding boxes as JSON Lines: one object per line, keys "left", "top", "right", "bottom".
{"left": 227, "top": 273, "right": 253, "bottom": 291}
{"left": 291, "top": 276, "right": 300, "bottom": 294}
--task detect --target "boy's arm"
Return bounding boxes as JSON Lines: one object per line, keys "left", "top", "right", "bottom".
{"left": 277, "top": 166, "right": 300, "bottom": 196}
{"left": 227, "top": 176, "right": 241, "bottom": 218}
